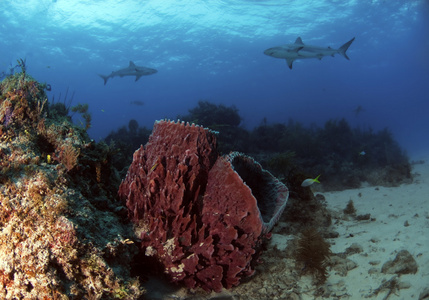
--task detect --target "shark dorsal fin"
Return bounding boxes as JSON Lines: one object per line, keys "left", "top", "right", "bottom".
{"left": 129, "top": 61, "right": 136, "bottom": 68}
{"left": 295, "top": 37, "right": 304, "bottom": 45}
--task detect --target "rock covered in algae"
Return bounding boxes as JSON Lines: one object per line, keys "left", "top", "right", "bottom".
{"left": 0, "top": 71, "right": 144, "bottom": 299}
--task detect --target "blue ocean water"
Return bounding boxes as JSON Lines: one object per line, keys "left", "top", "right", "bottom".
{"left": 1, "top": 0, "right": 428, "bottom": 157}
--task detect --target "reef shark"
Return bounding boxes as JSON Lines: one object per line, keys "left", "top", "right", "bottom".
{"left": 264, "top": 37, "right": 355, "bottom": 69}
{"left": 98, "top": 61, "right": 157, "bottom": 85}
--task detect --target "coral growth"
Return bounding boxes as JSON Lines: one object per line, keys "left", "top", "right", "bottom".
{"left": 71, "top": 103, "right": 92, "bottom": 130}
{"left": 175, "top": 101, "right": 412, "bottom": 190}
{"left": 118, "top": 119, "right": 289, "bottom": 292}
{"left": 103, "top": 119, "right": 151, "bottom": 175}
{"left": 177, "top": 100, "right": 248, "bottom": 154}
{"left": 0, "top": 72, "right": 144, "bottom": 298}
{"left": 178, "top": 100, "right": 242, "bottom": 128}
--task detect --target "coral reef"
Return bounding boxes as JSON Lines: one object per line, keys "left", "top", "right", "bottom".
{"left": 118, "top": 119, "right": 289, "bottom": 292}
{"left": 0, "top": 72, "right": 144, "bottom": 298}
{"left": 177, "top": 100, "right": 241, "bottom": 128}
{"left": 103, "top": 119, "right": 151, "bottom": 175}
{"left": 177, "top": 100, "right": 249, "bottom": 154}
{"left": 176, "top": 101, "right": 412, "bottom": 191}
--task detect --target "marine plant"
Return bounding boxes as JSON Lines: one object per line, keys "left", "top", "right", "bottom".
{"left": 71, "top": 103, "right": 92, "bottom": 130}
{"left": 294, "top": 227, "right": 331, "bottom": 284}
{"left": 58, "top": 142, "right": 80, "bottom": 171}
{"left": 343, "top": 199, "right": 357, "bottom": 215}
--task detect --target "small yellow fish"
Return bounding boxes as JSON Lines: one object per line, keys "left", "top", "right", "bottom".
{"left": 47, "top": 154, "right": 52, "bottom": 164}
{"left": 150, "top": 162, "right": 158, "bottom": 172}
{"left": 301, "top": 175, "right": 321, "bottom": 187}
{"left": 121, "top": 238, "right": 134, "bottom": 245}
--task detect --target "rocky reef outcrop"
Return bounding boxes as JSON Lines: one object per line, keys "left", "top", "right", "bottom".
{"left": 0, "top": 70, "right": 143, "bottom": 298}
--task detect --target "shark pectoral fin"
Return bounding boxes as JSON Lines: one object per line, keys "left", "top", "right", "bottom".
{"left": 98, "top": 74, "right": 109, "bottom": 85}
{"left": 135, "top": 75, "right": 142, "bottom": 82}
{"left": 286, "top": 58, "right": 294, "bottom": 69}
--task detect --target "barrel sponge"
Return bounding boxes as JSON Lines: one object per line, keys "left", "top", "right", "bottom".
{"left": 118, "top": 119, "right": 289, "bottom": 292}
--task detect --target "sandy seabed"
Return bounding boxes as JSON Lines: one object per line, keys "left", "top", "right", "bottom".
{"left": 268, "top": 154, "right": 429, "bottom": 300}
{"left": 316, "top": 156, "right": 429, "bottom": 299}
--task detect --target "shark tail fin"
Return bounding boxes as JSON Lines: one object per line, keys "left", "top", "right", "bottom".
{"left": 98, "top": 74, "right": 109, "bottom": 85}
{"left": 338, "top": 37, "right": 355, "bottom": 60}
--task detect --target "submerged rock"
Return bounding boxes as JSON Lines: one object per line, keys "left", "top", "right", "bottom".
{"left": 381, "top": 250, "right": 418, "bottom": 275}
{"left": 0, "top": 72, "right": 144, "bottom": 298}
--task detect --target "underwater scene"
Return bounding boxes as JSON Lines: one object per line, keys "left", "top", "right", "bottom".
{"left": 0, "top": 1, "right": 428, "bottom": 299}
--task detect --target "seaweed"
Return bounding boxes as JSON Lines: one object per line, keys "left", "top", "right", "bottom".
{"left": 343, "top": 199, "right": 357, "bottom": 215}
{"left": 294, "top": 227, "right": 331, "bottom": 284}
{"left": 71, "top": 103, "right": 91, "bottom": 130}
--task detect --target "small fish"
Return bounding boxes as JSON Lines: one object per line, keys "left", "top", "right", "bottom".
{"left": 354, "top": 105, "right": 365, "bottom": 117}
{"left": 121, "top": 238, "right": 134, "bottom": 245}
{"left": 150, "top": 162, "right": 158, "bottom": 172}
{"left": 301, "top": 175, "right": 321, "bottom": 187}
{"left": 101, "top": 109, "right": 105, "bottom": 112}
{"left": 359, "top": 151, "right": 366, "bottom": 156}
{"left": 130, "top": 100, "right": 144, "bottom": 106}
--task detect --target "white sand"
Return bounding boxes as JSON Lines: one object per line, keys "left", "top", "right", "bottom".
{"left": 316, "top": 156, "right": 429, "bottom": 299}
